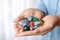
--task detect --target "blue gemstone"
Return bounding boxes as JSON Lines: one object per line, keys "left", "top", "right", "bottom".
{"left": 28, "top": 16, "right": 34, "bottom": 21}
{"left": 23, "top": 23, "right": 28, "bottom": 27}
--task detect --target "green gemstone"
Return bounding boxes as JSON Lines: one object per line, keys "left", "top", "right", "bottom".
{"left": 33, "top": 17, "right": 39, "bottom": 22}
{"left": 28, "top": 16, "right": 34, "bottom": 21}
{"left": 24, "top": 26, "right": 30, "bottom": 31}
{"left": 34, "top": 21, "right": 40, "bottom": 26}
{"left": 23, "top": 24, "right": 30, "bottom": 31}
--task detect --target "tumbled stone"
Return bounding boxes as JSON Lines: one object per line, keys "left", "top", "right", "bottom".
{"left": 28, "top": 16, "right": 34, "bottom": 21}
{"left": 19, "top": 18, "right": 30, "bottom": 26}
{"left": 34, "top": 21, "right": 40, "bottom": 26}
{"left": 29, "top": 21, "right": 34, "bottom": 27}
{"left": 33, "top": 17, "right": 39, "bottom": 22}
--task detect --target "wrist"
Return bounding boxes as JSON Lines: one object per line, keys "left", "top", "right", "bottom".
{"left": 56, "top": 16, "right": 60, "bottom": 26}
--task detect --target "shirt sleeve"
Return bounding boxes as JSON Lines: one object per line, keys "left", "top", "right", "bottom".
{"left": 36, "top": 0, "right": 48, "bottom": 15}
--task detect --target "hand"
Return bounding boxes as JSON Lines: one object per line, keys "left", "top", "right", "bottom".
{"left": 13, "top": 8, "right": 45, "bottom": 36}
{"left": 14, "top": 15, "right": 58, "bottom": 37}
{"left": 34, "top": 15, "right": 58, "bottom": 35}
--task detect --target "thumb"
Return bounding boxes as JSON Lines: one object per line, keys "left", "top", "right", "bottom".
{"left": 13, "top": 13, "right": 24, "bottom": 23}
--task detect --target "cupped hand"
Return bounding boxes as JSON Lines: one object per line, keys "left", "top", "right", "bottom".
{"left": 13, "top": 8, "right": 45, "bottom": 37}
{"left": 14, "top": 15, "right": 58, "bottom": 37}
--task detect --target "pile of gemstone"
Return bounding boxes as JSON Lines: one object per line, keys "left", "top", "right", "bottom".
{"left": 19, "top": 16, "right": 44, "bottom": 31}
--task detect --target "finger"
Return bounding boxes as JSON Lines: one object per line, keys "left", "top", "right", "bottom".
{"left": 18, "top": 28, "right": 24, "bottom": 33}
{"left": 18, "top": 25, "right": 24, "bottom": 33}
{"left": 14, "top": 23, "right": 19, "bottom": 29}
{"left": 34, "top": 9, "right": 45, "bottom": 20}
{"left": 36, "top": 28, "right": 51, "bottom": 35}
{"left": 36, "top": 31, "right": 47, "bottom": 35}
{"left": 15, "top": 30, "right": 37, "bottom": 37}
{"left": 14, "top": 13, "right": 24, "bottom": 23}
{"left": 34, "top": 26, "right": 46, "bottom": 33}
{"left": 14, "top": 23, "right": 19, "bottom": 32}
{"left": 14, "top": 23, "right": 24, "bottom": 33}
{"left": 23, "top": 8, "right": 35, "bottom": 18}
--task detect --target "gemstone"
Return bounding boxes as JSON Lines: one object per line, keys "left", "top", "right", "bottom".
{"left": 23, "top": 23, "right": 28, "bottom": 27}
{"left": 28, "top": 16, "right": 34, "bottom": 21}
{"left": 22, "top": 18, "right": 30, "bottom": 24}
{"left": 30, "top": 27, "right": 34, "bottom": 30}
{"left": 40, "top": 20, "right": 44, "bottom": 23}
{"left": 33, "top": 25, "right": 38, "bottom": 29}
{"left": 24, "top": 26, "right": 30, "bottom": 31}
{"left": 23, "top": 23, "right": 30, "bottom": 31}
{"left": 29, "top": 21, "right": 34, "bottom": 27}
{"left": 19, "top": 18, "right": 30, "bottom": 26}
{"left": 30, "top": 26, "right": 38, "bottom": 30}
{"left": 39, "top": 20, "right": 44, "bottom": 26}
{"left": 33, "top": 17, "right": 39, "bottom": 22}
{"left": 19, "top": 16, "right": 44, "bottom": 31}
{"left": 34, "top": 21, "right": 40, "bottom": 26}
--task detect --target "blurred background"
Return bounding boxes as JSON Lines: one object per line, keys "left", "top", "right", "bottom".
{"left": 0, "top": 0, "right": 44, "bottom": 40}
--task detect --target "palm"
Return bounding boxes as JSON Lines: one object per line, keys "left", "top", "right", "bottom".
{"left": 34, "top": 15, "right": 58, "bottom": 35}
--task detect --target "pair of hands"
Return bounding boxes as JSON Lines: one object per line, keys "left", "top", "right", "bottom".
{"left": 14, "top": 8, "right": 58, "bottom": 37}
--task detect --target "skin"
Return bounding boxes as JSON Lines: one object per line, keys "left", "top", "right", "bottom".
{"left": 14, "top": 8, "right": 60, "bottom": 37}
{"left": 57, "top": 16, "right": 60, "bottom": 26}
